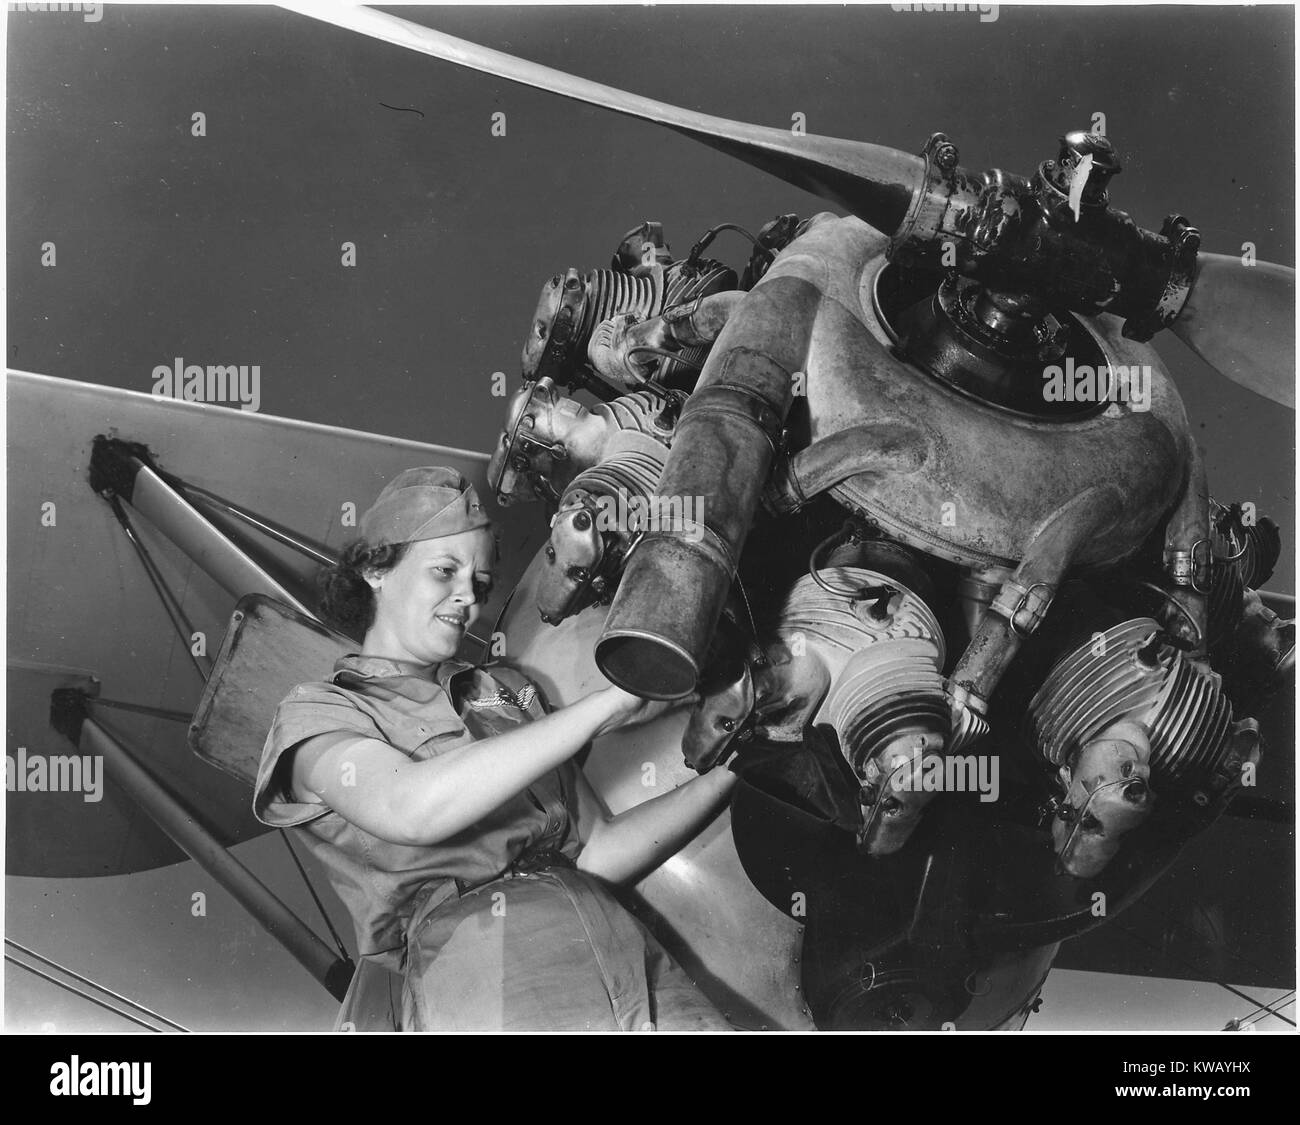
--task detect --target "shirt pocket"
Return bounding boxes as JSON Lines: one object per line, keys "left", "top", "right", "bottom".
{"left": 383, "top": 713, "right": 473, "bottom": 759}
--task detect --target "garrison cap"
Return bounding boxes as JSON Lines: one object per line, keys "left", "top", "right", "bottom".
{"left": 359, "top": 467, "right": 491, "bottom": 547}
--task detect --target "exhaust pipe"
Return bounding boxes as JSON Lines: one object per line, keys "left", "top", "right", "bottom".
{"left": 594, "top": 276, "right": 824, "bottom": 698}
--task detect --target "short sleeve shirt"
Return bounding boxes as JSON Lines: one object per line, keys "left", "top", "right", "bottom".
{"left": 252, "top": 653, "right": 584, "bottom": 969}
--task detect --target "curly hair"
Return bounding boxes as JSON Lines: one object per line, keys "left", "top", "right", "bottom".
{"left": 318, "top": 530, "right": 503, "bottom": 640}
{"left": 318, "top": 539, "right": 410, "bottom": 639}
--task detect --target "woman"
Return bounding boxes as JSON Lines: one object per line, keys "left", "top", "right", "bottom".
{"left": 253, "top": 467, "right": 737, "bottom": 1031}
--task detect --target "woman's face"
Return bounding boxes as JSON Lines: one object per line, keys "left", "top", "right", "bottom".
{"left": 364, "top": 528, "right": 496, "bottom": 664}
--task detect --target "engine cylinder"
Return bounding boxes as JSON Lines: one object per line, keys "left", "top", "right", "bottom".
{"left": 1027, "top": 617, "right": 1260, "bottom": 802}
{"left": 537, "top": 446, "right": 669, "bottom": 623}
{"left": 784, "top": 567, "right": 951, "bottom": 855}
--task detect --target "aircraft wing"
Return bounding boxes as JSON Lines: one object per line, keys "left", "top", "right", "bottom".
{"left": 5, "top": 370, "right": 547, "bottom": 877}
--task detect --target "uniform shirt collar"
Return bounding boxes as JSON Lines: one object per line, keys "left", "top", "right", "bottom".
{"left": 333, "top": 652, "right": 477, "bottom": 690}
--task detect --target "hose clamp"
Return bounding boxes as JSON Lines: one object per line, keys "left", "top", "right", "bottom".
{"left": 990, "top": 579, "right": 1055, "bottom": 638}
{"left": 1166, "top": 539, "right": 1213, "bottom": 593}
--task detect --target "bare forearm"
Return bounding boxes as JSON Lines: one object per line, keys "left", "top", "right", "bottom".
{"left": 311, "top": 690, "right": 622, "bottom": 845}
{"left": 577, "top": 768, "right": 739, "bottom": 885}
{"left": 402, "top": 691, "right": 626, "bottom": 840}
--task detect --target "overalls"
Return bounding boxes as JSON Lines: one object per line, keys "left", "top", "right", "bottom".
{"left": 253, "top": 653, "right": 731, "bottom": 1031}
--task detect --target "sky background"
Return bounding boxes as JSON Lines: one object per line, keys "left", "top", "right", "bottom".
{"left": 4, "top": 2, "right": 1295, "bottom": 1032}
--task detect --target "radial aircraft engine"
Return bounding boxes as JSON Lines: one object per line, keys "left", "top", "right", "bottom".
{"left": 480, "top": 120, "right": 1292, "bottom": 869}
{"left": 291, "top": 6, "right": 1295, "bottom": 1030}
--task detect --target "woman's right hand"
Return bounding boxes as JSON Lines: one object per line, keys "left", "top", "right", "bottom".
{"left": 593, "top": 685, "right": 694, "bottom": 737}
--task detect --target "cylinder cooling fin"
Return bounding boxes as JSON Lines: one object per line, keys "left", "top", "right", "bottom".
{"left": 537, "top": 445, "right": 669, "bottom": 624}
{"left": 778, "top": 565, "right": 946, "bottom": 664}
{"left": 1206, "top": 558, "right": 1245, "bottom": 652}
{"left": 775, "top": 566, "right": 957, "bottom": 856}
{"left": 1211, "top": 498, "right": 1281, "bottom": 591}
{"left": 1026, "top": 617, "right": 1261, "bottom": 877}
{"left": 577, "top": 268, "right": 665, "bottom": 339}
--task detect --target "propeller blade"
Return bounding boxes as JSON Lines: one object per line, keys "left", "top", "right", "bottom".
{"left": 280, "top": 3, "right": 924, "bottom": 235}
{"left": 1171, "top": 252, "right": 1296, "bottom": 408}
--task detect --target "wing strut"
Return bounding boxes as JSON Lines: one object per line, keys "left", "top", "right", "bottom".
{"left": 90, "top": 435, "right": 316, "bottom": 617}
{"left": 49, "top": 692, "right": 355, "bottom": 1002}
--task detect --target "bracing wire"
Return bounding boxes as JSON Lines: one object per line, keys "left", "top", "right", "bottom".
{"left": 175, "top": 480, "right": 338, "bottom": 568}
{"left": 278, "top": 831, "right": 352, "bottom": 962}
{"left": 106, "top": 495, "right": 210, "bottom": 682}
{"left": 90, "top": 698, "right": 195, "bottom": 725}
{"left": 1242, "top": 991, "right": 1295, "bottom": 1028}
{"left": 5, "top": 939, "right": 189, "bottom": 1032}
{"left": 1111, "top": 921, "right": 1296, "bottom": 1027}
{"left": 6, "top": 956, "right": 162, "bottom": 1032}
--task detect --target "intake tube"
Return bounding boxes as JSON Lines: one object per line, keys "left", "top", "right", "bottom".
{"left": 594, "top": 276, "right": 823, "bottom": 698}
{"left": 1162, "top": 443, "right": 1210, "bottom": 653}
